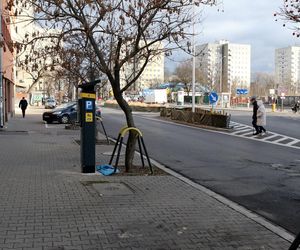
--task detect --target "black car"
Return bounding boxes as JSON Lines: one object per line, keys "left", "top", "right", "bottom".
{"left": 42, "top": 102, "right": 102, "bottom": 124}
{"left": 43, "top": 102, "right": 77, "bottom": 124}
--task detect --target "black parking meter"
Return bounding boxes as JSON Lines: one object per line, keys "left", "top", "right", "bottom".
{"left": 78, "top": 80, "right": 100, "bottom": 173}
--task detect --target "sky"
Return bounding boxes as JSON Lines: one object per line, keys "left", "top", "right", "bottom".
{"left": 166, "top": 0, "right": 300, "bottom": 74}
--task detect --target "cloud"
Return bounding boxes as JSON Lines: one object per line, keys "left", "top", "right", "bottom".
{"left": 167, "top": 0, "right": 300, "bottom": 73}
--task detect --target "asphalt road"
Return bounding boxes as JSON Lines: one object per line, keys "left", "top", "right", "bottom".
{"left": 101, "top": 107, "right": 300, "bottom": 234}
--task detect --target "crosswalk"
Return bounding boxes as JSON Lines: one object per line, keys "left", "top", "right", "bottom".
{"left": 228, "top": 121, "right": 300, "bottom": 149}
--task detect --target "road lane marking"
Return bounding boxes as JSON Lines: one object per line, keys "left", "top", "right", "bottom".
{"left": 232, "top": 128, "right": 252, "bottom": 134}
{"left": 233, "top": 125, "right": 246, "bottom": 130}
{"left": 260, "top": 134, "right": 278, "bottom": 140}
{"left": 273, "top": 137, "right": 291, "bottom": 143}
{"left": 286, "top": 140, "right": 300, "bottom": 146}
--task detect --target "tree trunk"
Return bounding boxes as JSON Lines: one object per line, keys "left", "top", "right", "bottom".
{"left": 124, "top": 114, "right": 137, "bottom": 172}
{"left": 111, "top": 74, "right": 137, "bottom": 172}
{"left": 115, "top": 95, "right": 137, "bottom": 172}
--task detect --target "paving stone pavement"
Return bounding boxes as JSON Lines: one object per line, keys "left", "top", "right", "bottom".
{"left": 0, "top": 106, "right": 294, "bottom": 249}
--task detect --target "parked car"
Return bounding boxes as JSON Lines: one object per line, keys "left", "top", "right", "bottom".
{"left": 44, "top": 99, "right": 57, "bottom": 109}
{"left": 43, "top": 102, "right": 77, "bottom": 124}
{"left": 95, "top": 106, "right": 101, "bottom": 118}
{"left": 42, "top": 102, "right": 101, "bottom": 124}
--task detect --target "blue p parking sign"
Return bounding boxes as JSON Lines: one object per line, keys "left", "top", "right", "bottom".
{"left": 85, "top": 100, "right": 93, "bottom": 110}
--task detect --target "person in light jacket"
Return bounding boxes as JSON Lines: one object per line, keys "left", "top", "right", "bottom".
{"left": 257, "top": 100, "right": 266, "bottom": 134}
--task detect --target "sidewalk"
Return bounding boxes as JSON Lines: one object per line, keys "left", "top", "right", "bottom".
{"left": 0, "top": 106, "right": 294, "bottom": 249}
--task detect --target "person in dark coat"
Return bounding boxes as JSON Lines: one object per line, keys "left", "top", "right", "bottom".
{"left": 19, "top": 97, "right": 28, "bottom": 118}
{"left": 250, "top": 96, "right": 260, "bottom": 135}
{"left": 292, "top": 101, "right": 300, "bottom": 113}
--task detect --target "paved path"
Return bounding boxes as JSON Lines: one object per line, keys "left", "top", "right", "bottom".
{"left": 0, "top": 106, "right": 295, "bottom": 249}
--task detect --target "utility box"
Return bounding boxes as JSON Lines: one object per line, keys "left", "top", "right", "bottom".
{"left": 144, "top": 89, "right": 167, "bottom": 103}
{"left": 78, "top": 80, "right": 100, "bottom": 173}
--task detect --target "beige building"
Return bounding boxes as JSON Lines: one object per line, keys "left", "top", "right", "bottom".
{"left": 275, "top": 46, "right": 300, "bottom": 95}
{"left": 196, "top": 40, "right": 251, "bottom": 94}
{"left": 11, "top": 6, "right": 34, "bottom": 93}
{"left": 121, "top": 42, "right": 164, "bottom": 91}
{"left": 12, "top": 8, "right": 61, "bottom": 104}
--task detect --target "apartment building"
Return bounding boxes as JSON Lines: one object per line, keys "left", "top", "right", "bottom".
{"left": 11, "top": 5, "right": 34, "bottom": 93}
{"left": 121, "top": 42, "right": 164, "bottom": 91}
{"left": 275, "top": 46, "right": 300, "bottom": 95}
{"left": 196, "top": 40, "right": 251, "bottom": 94}
{"left": 12, "top": 5, "right": 63, "bottom": 104}
{"left": 138, "top": 52, "right": 164, "bottom": 90}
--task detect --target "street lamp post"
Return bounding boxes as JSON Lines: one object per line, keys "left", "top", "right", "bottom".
{"left": 192, "top": 2, "right": 195, "bottom": 113}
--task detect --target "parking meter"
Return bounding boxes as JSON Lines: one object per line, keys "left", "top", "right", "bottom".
{"left": 78, "top": 80, "right": 100, "bottom": 173}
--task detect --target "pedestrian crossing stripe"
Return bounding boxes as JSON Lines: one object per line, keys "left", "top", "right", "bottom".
{"left": 228, "top": 121, "right": 300, "bottom": 149}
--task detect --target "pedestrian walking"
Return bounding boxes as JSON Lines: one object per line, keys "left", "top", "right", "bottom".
{"left": 250, "top": 96, "right": 260, "bottom": 135}
{"left": 257, "top": 100, "right": 267, "bottom": 135}
{"left": 292, "top": 100, "right": 300, "bottom": 113}
{"left": 19, "top": 97, "right": 28, "bottom": 118}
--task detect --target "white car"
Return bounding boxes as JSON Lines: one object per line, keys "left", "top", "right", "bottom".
{"left": 45, "top": 99, "right": 56, "bottom": 109}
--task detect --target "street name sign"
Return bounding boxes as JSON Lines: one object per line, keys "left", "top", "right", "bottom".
{"left": 236, "top": 88, "right": 248, "bottom": 95}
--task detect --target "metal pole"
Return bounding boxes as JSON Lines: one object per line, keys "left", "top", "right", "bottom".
{"left": 137, "top": 137, "right": 145, "bottom": 168}
{"left": 289, "top": 232, "right": 300, "bottom": 250}
{"left": 109, "top": 133, "right": 121, "bottom": 165}
{"left": 192, "top": 2, "right": 195, "bottom": 113}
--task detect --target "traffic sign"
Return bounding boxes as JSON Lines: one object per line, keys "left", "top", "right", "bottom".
{"left": 85, "top": 100, "right": 93, "bottom": 110}
{"left": 269, "top": 89, "right": 275, "bottom": 95}
{"left": 278, "top": 86, "right": 288, "bottom": 96}
{"left": 236, "top": 88, "right": 248, "bottom": 95}
{"left": 209, "top": 92, "right": 218, "bottom": 104}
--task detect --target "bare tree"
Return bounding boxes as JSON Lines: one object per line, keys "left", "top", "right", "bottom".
{"left": 175, "top": 60, "right": 205, "bottom": 95}
{"left": 10, "top": 0, "right": 217, "bottom": 171}
{"left": 251, "top": 72, "right": 276, "bottom": 97}
{"left": 14, "top": 40, "right": 60, "bottom": 94}
{"left": 174, "top": 60, "right": 192, "bottom": 94}
{"left": 275, "top": 1, "right": 300, "bottom": 37}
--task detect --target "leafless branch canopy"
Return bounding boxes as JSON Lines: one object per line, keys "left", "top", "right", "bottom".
{"left": 11, "top": 0, "right": 217, "bottom": 91}
{"left": 275, "top": 0, "right": 300, "bottom": 37}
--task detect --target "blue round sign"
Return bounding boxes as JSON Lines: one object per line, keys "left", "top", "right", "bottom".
{"left": 209, "top": 92, "right": 218, "bottom": 104}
